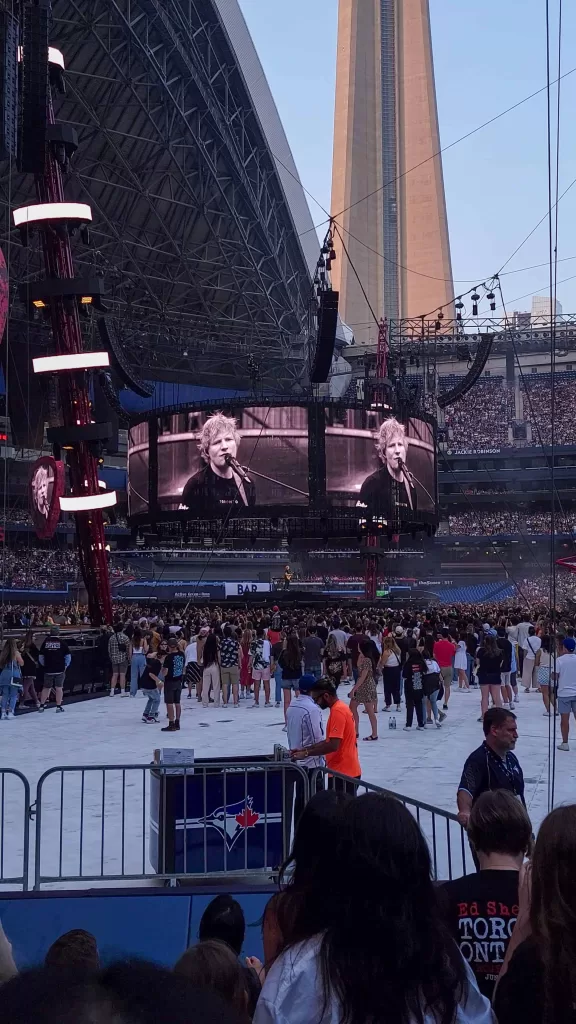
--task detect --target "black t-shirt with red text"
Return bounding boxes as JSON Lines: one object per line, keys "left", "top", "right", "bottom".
{"left": 441, "top": 869, "right": 519, "bottom": 1002}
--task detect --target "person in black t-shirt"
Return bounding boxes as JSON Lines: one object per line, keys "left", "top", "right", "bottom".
{"left": 161, "top": 639, "right": 185, "bottom": 732}
{"left": 442, "top": 789, "right": 532, "bottom": 1002}
{"left": 140, "top": 652, "right": 163, "bottom": 723}
{"left": 457, "top": 708, "right": 525, "bottom": 830}
{"left": 476, "top": 634, "right": 504, "bottom": 719}
{"left": 38, "top": 626, "right": 71, "bottom": 713}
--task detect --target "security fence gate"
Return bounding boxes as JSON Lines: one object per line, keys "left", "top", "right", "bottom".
{"left": 0, "top": 762, "right": 469, "bottom": 891}
{"left": 0, "top": 769, "right": 31, "bottom": 891}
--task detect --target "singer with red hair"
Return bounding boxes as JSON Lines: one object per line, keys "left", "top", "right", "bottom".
{"left": 181, "top": 412, "right": 256, "bottom": 513}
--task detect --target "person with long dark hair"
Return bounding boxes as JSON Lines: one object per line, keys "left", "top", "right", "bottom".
{"left": 494, "top": 803, "right": 576, "bottom": 1024}
{"left": 0, "top": 639, "right": 24, "bottom": 719}
{"left": 348, "top": 638, "right": 378, "bottom": 741}
{"left": 255, "top": 793, "right": 492, "bottom": 1023}
{"left": 261, "top": 789, "right": 353, "bottom": 968}
{"left": 476, "top": 634, "right": 504, "bottom": 720}
{"left": 202, "top": 632, "right": 221, "bottom": 708}
{"left": 277, "top": 633, "right": 302, "bottom": 721}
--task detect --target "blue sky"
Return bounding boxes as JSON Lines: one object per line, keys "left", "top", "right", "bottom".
{"left": 238, "top": 0, "right": 576, "bottom": 315}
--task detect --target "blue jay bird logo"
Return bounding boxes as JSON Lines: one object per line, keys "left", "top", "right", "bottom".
{"left": 199, "top": 796, "right": 261, "bottom": 851}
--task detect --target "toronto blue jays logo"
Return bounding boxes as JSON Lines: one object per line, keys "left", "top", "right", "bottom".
{"left": 197, "top": 796, "right": 261, "bottom": 851}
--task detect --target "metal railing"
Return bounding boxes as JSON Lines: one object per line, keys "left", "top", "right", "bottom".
{"left": 0, "top": 761, "right": 469, "bottom": 892}
{"left": 311, "top": 769, "right": 472, "bottom": 881}
{"left": 33, "top": 760, "right": 309, "bottom": 890}
{"left": 0, "top": 769, "right": 31, "bottom": 891}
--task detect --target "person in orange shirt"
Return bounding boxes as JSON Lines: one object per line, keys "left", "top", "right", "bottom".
{"left": 290, "top": 680, "right": 361, "bottom": 789}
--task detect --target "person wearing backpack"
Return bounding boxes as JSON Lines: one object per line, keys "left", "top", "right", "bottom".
{"left": 0, "top": 639, "right": 24, "bottom": 720}
{"left": 108, "top": 622, "right": 130, "bottom": 696}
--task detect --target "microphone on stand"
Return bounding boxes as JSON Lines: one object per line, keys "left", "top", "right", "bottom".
{"left": 224, "top": 453, "right": 252, "bottom": 482}
{"left": 398, "top": 457, "right": 436, "bottom": 507}
{"left": 397, "top": 456, "right": 415, "bottom": 483}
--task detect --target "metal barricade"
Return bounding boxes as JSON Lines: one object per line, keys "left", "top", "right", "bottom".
{"left": 311, "top": 769, "right": 472, "bottom": 880}
{"left": 0, "top": 769, "right": 31, "bottom": 890}
{"left": 33, "top": 760, "right": 309, "bottom": 890}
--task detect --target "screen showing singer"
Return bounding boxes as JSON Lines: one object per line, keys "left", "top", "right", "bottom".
{"left": 324, "top": 410, "right": 435, "bottom": 522}
{"left": 135, "top": 406, "right": 310, "bottom": 512}
{"left": 359, "top": 416, "right": 417, "bottom": 515}
{"left": 181, "top": 413, "right": 256, "bottom": 513}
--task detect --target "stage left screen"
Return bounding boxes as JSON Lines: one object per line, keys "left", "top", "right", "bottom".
{"left": 128, "top": 407, "right": 309, "bottom": 516}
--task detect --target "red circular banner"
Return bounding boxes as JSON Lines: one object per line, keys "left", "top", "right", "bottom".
{"left": 30, "top": 456, "right": 65, "bottom": 539}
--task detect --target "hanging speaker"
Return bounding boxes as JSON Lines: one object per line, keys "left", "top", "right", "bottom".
{"left": 311, "top": 289, "right": 339, "bottom": 384}
{"left": 19, "top": 0, "right": 50, "bottom": 174}
{"left": 97, "top": 317, "right": 154, "bottom": 398}
{"left": 0, "top": 9, "right": 19, "bottom": 161}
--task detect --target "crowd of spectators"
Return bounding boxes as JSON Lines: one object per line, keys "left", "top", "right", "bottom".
{"left": 447, "top": 511, "right": 520, "bottom": 535}
{"left": 443, "top": 378, "right": 513, "bottom": 449}
{"left": 439, "top": 372, "right": 576, "bottom": 449}
{"left": 522, "top": 374, "right": 576, "bottom": 445}
{"left": 1, "top": 790, "right": 576, "bottom": 1024}
{"left": 0, "top": 508, "right": 128, "bottom": 529}
{"left": 525, "top": 511, "right": 576, "bottom": 533}
{"left": 0, "top": 548, "right": 80, "bottom": 588}
{"left": 445, "top": 510, "right": 576, "bottom": 535}
{"left": 0, "top": 548, "right": 133, "bottom": 590}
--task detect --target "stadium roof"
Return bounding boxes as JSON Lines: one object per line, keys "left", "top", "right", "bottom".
{"left": 1, "top": 0, "right": 319, "bottom": 391}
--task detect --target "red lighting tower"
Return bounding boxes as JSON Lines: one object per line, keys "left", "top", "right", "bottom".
{"left": 16, "top": 11, "right": 113, "bottom": 624}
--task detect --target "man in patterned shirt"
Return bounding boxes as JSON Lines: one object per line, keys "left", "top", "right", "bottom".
{"left": 219, "top": 625, "right": 241, "bottom": 707}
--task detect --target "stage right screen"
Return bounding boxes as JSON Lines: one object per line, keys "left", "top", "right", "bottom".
{"left": 325, "top": 410, "right": 437, "bottom": 521}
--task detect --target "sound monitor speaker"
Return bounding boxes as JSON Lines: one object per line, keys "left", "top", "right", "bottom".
{"left": 311, "top": 290, "right": 339, "bottom": 384}
{"left": 19, "top": 0, "right": 50, "bottom": 174}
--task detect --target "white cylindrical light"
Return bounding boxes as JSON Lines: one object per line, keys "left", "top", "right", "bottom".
{"left": 33, "top": 352, "right": 110, "bottom": 374}
{"left": 60, "top": 491, "right": 117, "bottom": 512}
{"left": 13, "top": 202, "right": 92, "bottom": 227}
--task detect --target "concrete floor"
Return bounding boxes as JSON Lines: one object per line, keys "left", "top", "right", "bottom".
{"left": 1, "top": 681, "right": 573, "bottom": 888}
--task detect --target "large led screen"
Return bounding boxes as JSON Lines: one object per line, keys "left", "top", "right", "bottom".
{"left": 325, "top": 410, "right": 436, "bottom": 520}
{"left": 129, "top": 407, "right": 309, "bottom": 516}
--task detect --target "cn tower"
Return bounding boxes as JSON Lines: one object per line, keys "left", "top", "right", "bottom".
{"left": 330, "top": 0, "right": 454, "bottom": 344}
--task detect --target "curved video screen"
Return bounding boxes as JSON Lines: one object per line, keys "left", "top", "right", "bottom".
{"left": 129, "top": 407, "right": 309, "bottom": 515}
{"left": 325, "top": 410, "right": 436, "bottom": 519}
{"left": 128, "top": 404, "right": 437, "bottom": 526}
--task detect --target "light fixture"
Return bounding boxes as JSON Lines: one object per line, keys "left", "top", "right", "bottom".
{"left": 18, "top": 45, "right": 65, "bottom": 69}
{"left": 32, "top": 299, "right": 46, "bottom": 309}
{"left": 12, "top": 202, "right": 92, "bottom": 227}
{"left": 60, "top": 491, "right": 117, "bottom": 512}
{"left": 33, "top": 352, "right": 110, "bottom": 374}
{"left": 81, "top": 296, "right": 92, "bottom": 305}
